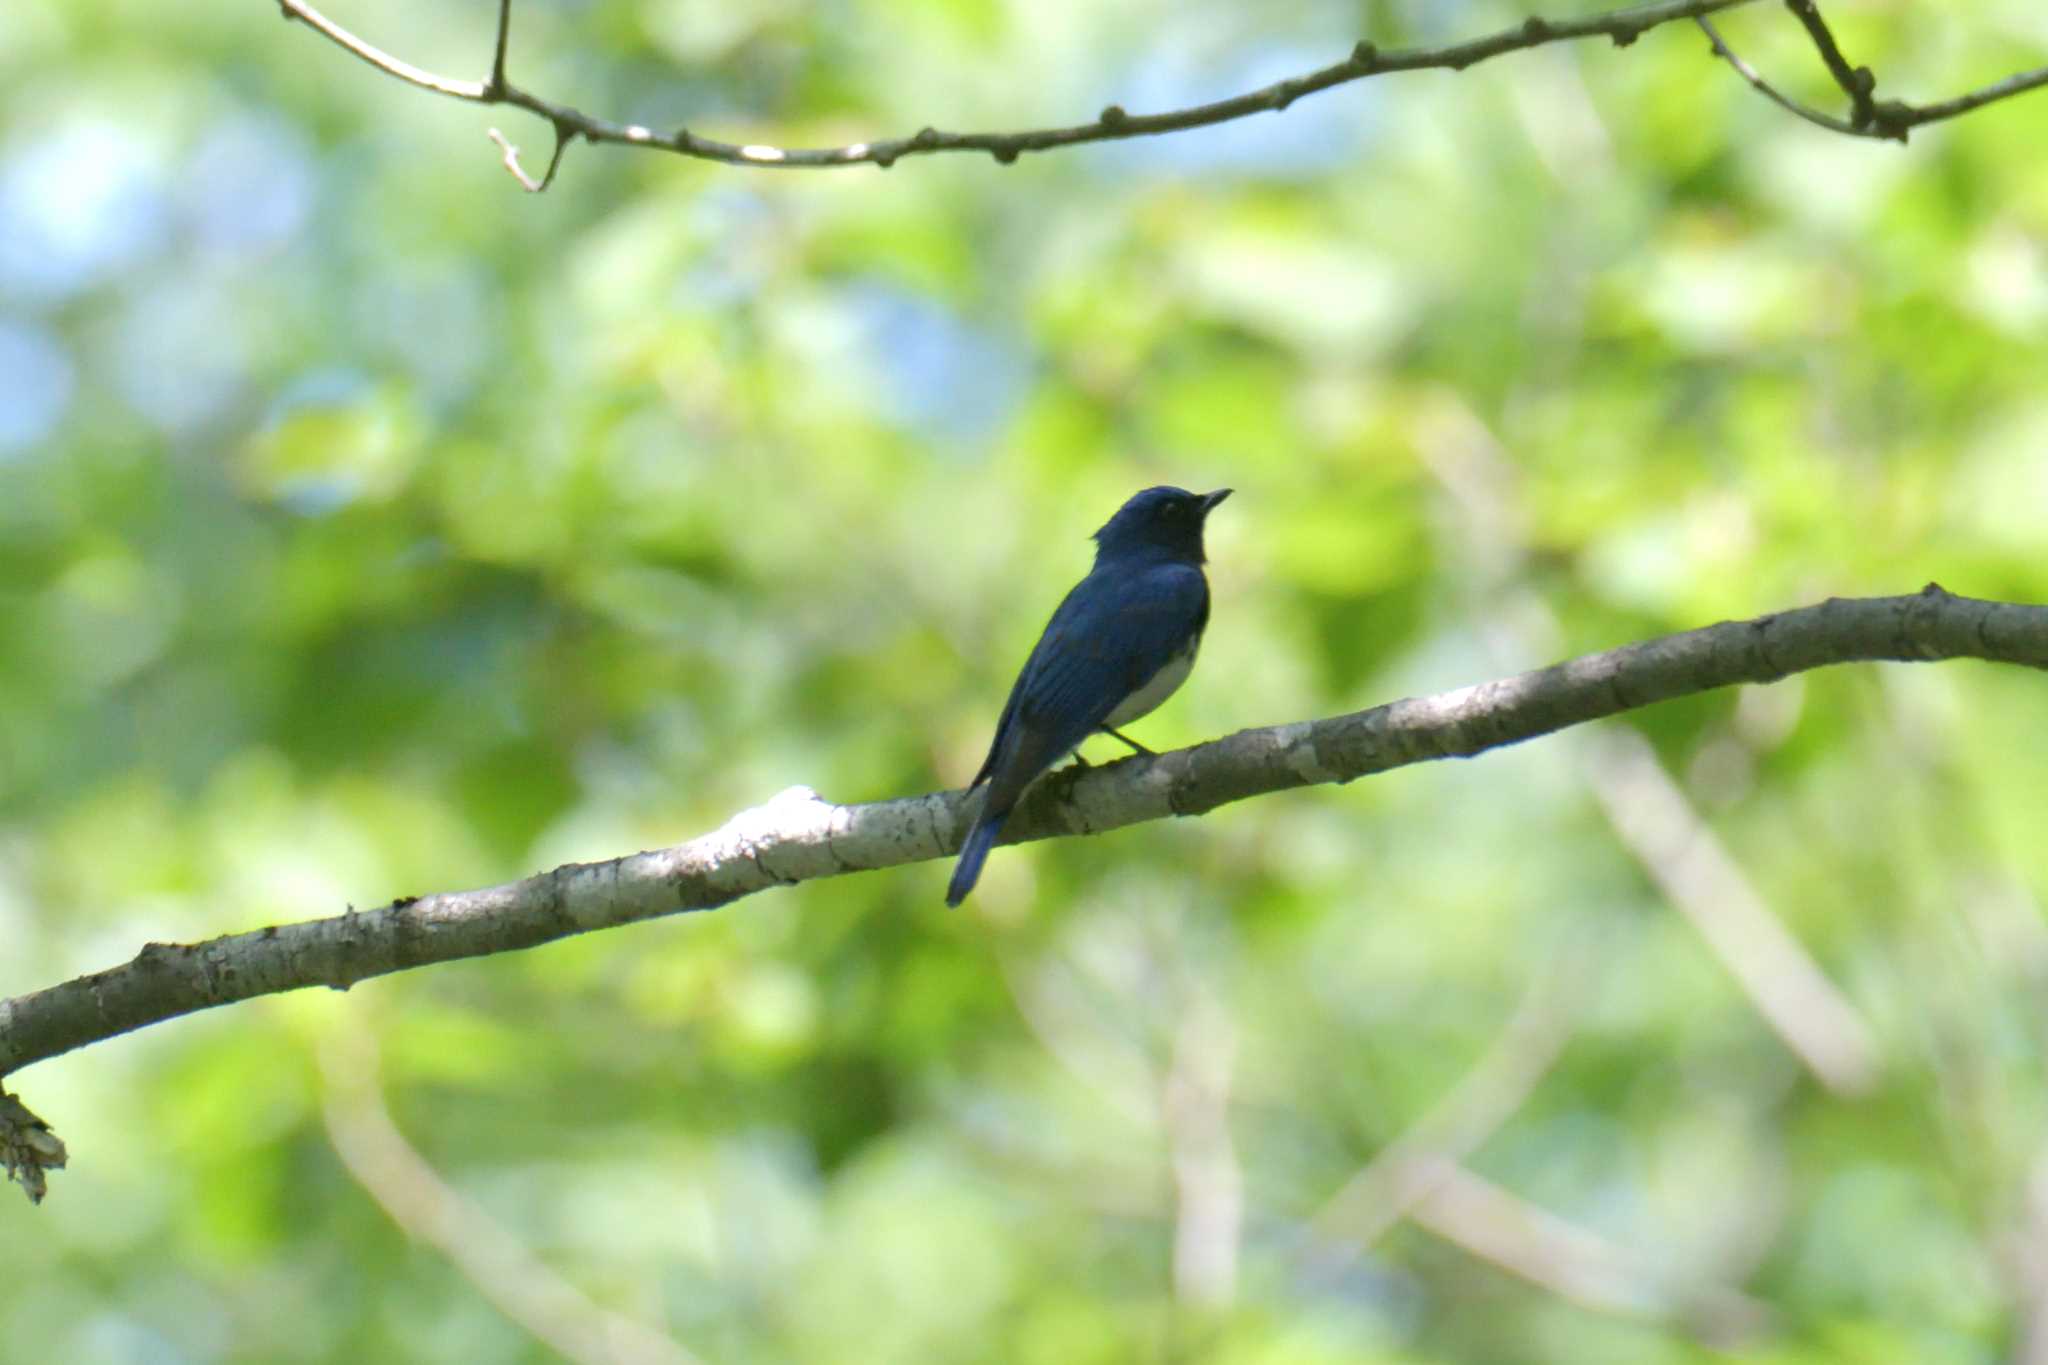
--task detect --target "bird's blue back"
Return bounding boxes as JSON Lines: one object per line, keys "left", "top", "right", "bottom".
{"left": 970, "top": 553, "right": 1209, "bottom": 811}
{"left": 947, "top": 485, "right": 1227, "bottom": 907}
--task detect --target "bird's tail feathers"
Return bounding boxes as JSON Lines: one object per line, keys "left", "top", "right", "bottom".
{"left": 945, "top": 812, "right": 1006, "bottom": 907}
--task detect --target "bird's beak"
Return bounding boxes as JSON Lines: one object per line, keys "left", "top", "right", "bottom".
{"left": 1200, "top": 488, "right": 1233, "bottom": 514}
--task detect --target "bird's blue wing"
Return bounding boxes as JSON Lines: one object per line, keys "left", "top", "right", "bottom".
{"left": 967, "top": 560, "right": 1208, "bottom": 810}
{"left": 954, "top": 557, "right": 1209, "bottom": 903}
{"left": 1021, "top": 560, "right": 1208, "bottom": 735}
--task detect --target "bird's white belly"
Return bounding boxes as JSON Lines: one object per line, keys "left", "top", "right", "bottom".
{"left": 1104, "top": 641, "right": 1197, "bottom": 728}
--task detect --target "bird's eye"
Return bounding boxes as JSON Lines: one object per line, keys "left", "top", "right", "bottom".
{"left": 1160, "top": 503, "right": 1181, "bottom": 518}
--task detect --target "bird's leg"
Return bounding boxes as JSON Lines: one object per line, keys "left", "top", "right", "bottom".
{"left": 1100, "top": 726, "right": 1155, "bottom": 756}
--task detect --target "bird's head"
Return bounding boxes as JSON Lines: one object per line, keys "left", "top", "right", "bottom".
{"left": 1091, "top": 485, "right": 1232, "bottom": 564}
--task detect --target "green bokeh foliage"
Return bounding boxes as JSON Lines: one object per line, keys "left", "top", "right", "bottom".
{"left": 3, "top": 0, "right": 2047, "bottom": 1360}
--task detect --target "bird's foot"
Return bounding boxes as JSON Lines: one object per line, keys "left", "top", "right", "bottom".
{"left": 1101, "top": 726, "right": 1155, "bottom": 756}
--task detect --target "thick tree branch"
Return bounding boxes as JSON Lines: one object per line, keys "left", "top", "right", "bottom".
{"left": 3, "top": 585, "right": 2044, "bottom": 1108}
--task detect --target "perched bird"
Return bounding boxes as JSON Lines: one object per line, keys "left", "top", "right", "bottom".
{"left": 947, "top": 485, "right": 1232, "bottom": 907}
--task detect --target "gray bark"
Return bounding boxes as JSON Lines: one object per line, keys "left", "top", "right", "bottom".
{"left": 2, "top": 586, "right": 2041, "bottom": 1084}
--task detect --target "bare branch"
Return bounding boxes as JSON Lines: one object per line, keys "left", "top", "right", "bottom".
{"left": 1885, "top": 64, "right": 2048, "bottom": 136}
{"left": 1707, "top": 1, "right": 2048, "bottom": 141}
{"left": 488, "top": 125, "right": 570, "bottom": 192}
{"left": 320, "top": 1026, "right": 701, "bottom": 1365}
{"left": 1781, "top": 0, "right": 1877, "bottom": 127}
{"left": 1696, "top": 16, "right": 1858, "bottom": 135}
{"left": 276, "top": 0, "right": 1767, "bottom": 182}
{"left": 274, "top": 0, "right": 2048, "bottom": 177}
{"left": 276, "top": 0, "right": 485, "bottom": 100}
{"left": 1414, "top": 396, "right": 1878, "bottom": 1095}
{"left": 1297, "top": 948, "right": 1765, "bottom": 1345}
{"left": 1, "top": 588, "right": 2043, "bottom": 1113}
{"left": 488, "top": 0, "right": 512, "bottom": 96}
{"left": 1586, "top": 726, "right": 1879, "bottom": 1091}
{"left": 1304, "top": 950, "right": 1585, "bottom": 1269}
{"left": 1407, "top": 1162, "right": 1773, "bottom": 1345}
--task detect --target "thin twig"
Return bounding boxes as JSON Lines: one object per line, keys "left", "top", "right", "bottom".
{"left": 1782, "top": 0, "right": 1876, "bottom": 127}
{"left": 1303, "top": 950, "right": 1585, "bottom": 1271}
{"left": 487, "top": 128, "right": 540, "bottom": 190}
{"left": 1886, "top": 64, "right": 2048, "bottom": 135}
{"left": 320, "top": 1026, "right": 701, "bottom": 1365}
{"left": 489, "top": 0, "right": 512, "bottom": 95}
{"left": 1696, "top": 16, "right": 1857, "bottom": 134}
{"left": 1408, "top": 1163, "right": 1772, "bottom": 1345}
{"left": 276, "top": 0, "right": 1762, "bottom": 184}
{"left": 1585, "top": 725, "right": 1878, "bottom": 1093}
{"left": 276, "top": 0, "right": 485, "bottom": 100}
{"left": 276, "top": 0, "right": 2048, "bottom": 178}
{"left": 1296, "top": 943, "right": 1765, "bottom": 1345}
{"left": 488, "top": 125, "right": 571, "bottom": 192}
{"left": 1415, "top": 397, "right": 1878, "bottom": 1094}
{"left": 1710, "top": 2, "right": 2048, "bottom": 142}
